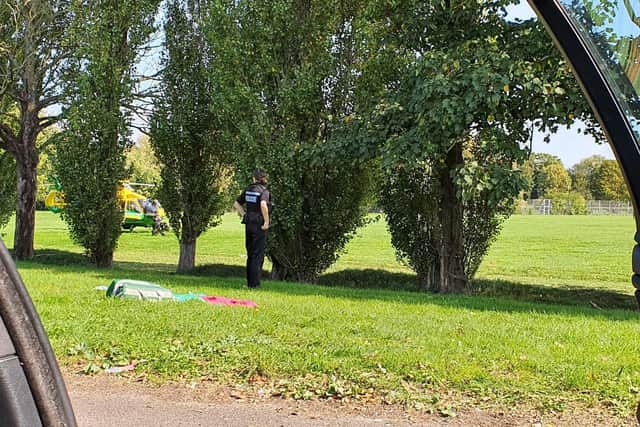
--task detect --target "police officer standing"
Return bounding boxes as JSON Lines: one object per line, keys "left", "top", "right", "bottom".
{"left": 233, "top": 169, "right": 272, "bottom": 288}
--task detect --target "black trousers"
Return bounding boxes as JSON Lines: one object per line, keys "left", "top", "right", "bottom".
{"left": 245, "top": 222, "right": 267, "bottom": 288}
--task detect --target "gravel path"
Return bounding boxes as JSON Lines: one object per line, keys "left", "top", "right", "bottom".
{"left": 66, "top": 374, "right": 430, "bottom": 427}
{"left": 64, "top": 374, "right": 636, "bottom": 427}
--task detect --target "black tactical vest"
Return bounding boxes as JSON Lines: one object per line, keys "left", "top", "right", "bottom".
{"left": 244, "top": 184, "right": 272, "bottom": 223}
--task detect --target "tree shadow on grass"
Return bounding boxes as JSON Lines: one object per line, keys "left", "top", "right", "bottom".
{"left": 15, "top": 250, "right": 639, "bottom": 317}
{"left": 319, "top": 268, "right": 419, "bottom": 291}
{"left": 190, "top": 263, "right": 253, "bottom": 278}
{"left": 319, "top": 268, "right": 639, "bottom": 312}
{"left": 23, "top": 250, "right": 255, "bottom": 277}
{"left": 17, "top": 249, "right": 252, "bottom": 284}
{"left": 473, "top": 278, "right": 638, "bottom": 311}
{"left": 260, "top": 275, "right": 638, "bottom": 320}
{"left": 29, "top": 248, "right": 90, "bottom": 266}
{"left": 17, "top": 248, "right": 178, "bottom": 273}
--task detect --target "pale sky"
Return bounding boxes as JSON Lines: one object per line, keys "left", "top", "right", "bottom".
{"left": 507, "top": 1, "right": 616, "bottom": 167}
{"left": 530, "top": 126, "right": 615, "bottom": 167}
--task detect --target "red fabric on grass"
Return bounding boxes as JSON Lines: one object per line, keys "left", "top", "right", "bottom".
{"left": 200, "top": 296, "right": 257, "bottom": 308}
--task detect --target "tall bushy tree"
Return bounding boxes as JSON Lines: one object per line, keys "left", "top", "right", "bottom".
{"left": 540, "top": 162, "right": 572, "bottom": 196}
{"left": 590, "top": 159, "right": 630, "bottom": 200}
{"left": 367, "top": 1, "right": 599, "bottom": 292}
{"left": 151, "top": 0, "right": 233, "bottom": 273}
{"left": 208, "top": 0, "right": 372, "bottom": 283}
{"left": 56, "top": 0, "right": 159, "bottom": 267}
{"left": 524, "top": 153, "right": 571, "bottom": 198}
{"left": 570, "top": 154, "right": 605, "bottom": 198}
{"left": 0, "top": 0, "right": 70, "bottom": 258}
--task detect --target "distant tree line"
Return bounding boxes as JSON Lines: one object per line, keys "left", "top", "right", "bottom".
{"left": 520, "top": 153, "right": 629, "bottom": 214}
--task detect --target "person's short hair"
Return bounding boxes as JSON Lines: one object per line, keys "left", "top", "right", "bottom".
{"left": 253, "top": 169, "right": 268, "bottom": 185}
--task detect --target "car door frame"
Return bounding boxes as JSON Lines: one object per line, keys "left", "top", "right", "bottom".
{"left": 528, "top": 0, "right": 640, "bottom": 304}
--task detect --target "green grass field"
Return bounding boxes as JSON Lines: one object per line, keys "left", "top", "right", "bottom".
{"left": 2, "top": 212, "right": 640, "bottom": 417}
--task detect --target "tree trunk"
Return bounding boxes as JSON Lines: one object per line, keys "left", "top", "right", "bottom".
{"left": 270, "top": 258, "right": 290, "bottom": 281}
{"left": 417, "top": 263, "right": 441, "bottom": 292}
{"left": 270, "top": 258, "right": 318, "bottom": 283}
{"left": 436, "top": 144, "right": 467, "bottom": 294}
{"left": 91, "top": 246, "right": 114, "bottom": 268}
{"left": 90, "top": 211, "right": 117, "bottom": 268}
{"left": 177, "top": 239, "right": 196, "bottom": 273}
{"left": 13, "top": 116, "right": 39, "bottom": 260}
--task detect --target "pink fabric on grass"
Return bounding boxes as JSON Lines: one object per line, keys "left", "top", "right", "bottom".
{"left": 200, "top": 295, "right": 257, "bottom": 308}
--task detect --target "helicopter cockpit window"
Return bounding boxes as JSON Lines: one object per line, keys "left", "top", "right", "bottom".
{"left": 559, "top": 0, "right": 640, "bottom": 140}
{"left": 128, "top": 201, "right": 142, "bottom": 213}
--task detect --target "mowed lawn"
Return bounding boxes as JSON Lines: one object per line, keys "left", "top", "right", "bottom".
{"left": 2, "top": 212, "right": 640, "bottom": 417}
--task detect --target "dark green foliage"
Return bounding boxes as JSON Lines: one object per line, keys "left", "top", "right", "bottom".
{"left": 207, "top": 0, "right": 373, "bottom": 283}
{"left": 56, "top": 0, "right": 159, "bottom": 267}
{"left": 367, "top": 0, "right": 599, "bottom": 292}
{"left": 0, "top": 103, "right": 17, "bottom": 228}
{"left": 379, "top": 137, "right": 520, "bottom": 290}
{"left": 378, "top": 164, "right": 437, "bottom": 285}
{"left": 267, "top": 161, "right": 373, "bottom": 283}
{"left": 0, "top": 151, "right": 15, "bottom": 228}
{"left": 151, "top": 0, "right": 233, "bottom": 272}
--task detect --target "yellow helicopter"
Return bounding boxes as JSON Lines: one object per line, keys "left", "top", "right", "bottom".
{"left": 45, "top": 177, "right": 168, "bottom": 234}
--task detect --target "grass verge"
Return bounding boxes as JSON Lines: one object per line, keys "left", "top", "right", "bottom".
{"left": 2, "top": 212, "right": 639, "bottom": 417}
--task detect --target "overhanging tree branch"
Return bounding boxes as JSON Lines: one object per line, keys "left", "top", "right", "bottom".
{"left": 38, "top": 94, "right": 63, "bottom": 109}
{"left": 38, "top": 115, "right": 60, "bottom": 131}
